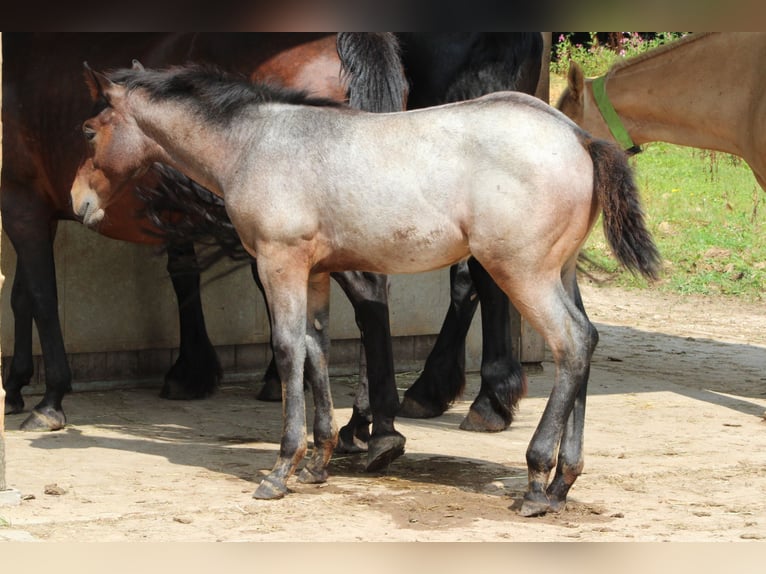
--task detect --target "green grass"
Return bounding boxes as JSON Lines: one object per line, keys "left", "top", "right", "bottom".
{"left": 550, "top": 33, "right": 766, "bottom": 301}
{"left": 580, "top": 142, "right": 766, "bottom": 300}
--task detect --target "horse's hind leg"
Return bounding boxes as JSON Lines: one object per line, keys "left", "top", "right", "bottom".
{"left": 484, "top": 263, "right": 596, "bottom": 517}
{"left": 330, "top": 271, "right": 405, "bottom": 471}
{"left": 460, "top": 258, "right": 527, "bottom": 432}
{"left": 298, "top": 272, "right": 339, "bottom": 484}
{"left": 399, "top": 260, "right": 478, "bottom": 418}
{"left": 161, "top": 242, "right": 222, "bottom": 400}
{"left": 545, "top": 277, "right": 596, "bottom": 513}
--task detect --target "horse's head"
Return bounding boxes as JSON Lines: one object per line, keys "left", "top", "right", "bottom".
{"left": 72, "top": 62, "right": 160, "bottom": 227}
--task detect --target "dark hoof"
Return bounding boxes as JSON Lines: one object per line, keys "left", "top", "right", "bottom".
{"left": 298, "top": 466, "right": 328, "bottom": 484}
{"left": 4, "top": 393, "right": 25, "bottom": 415}
{"left": 335, "top": 424, "right": 369, "bottom": 454}
{"left": 160, "top": 378, "right": 215, "bottom": 400}
{"left": 253, "top": 476, "right": 289, "bottom": 500}
{"left": 256, "top": 378, "right": 282, "bottom": 402}
{"left": 459, "top": 406, "right": 510, "bottom": 432}
{"left": 398, "top": 396, "right": 446, "bottom": 419}
{"left": 519, "top": 493, "right": 552, "bottom": 517}
{"left": 19, "top": 407, "right": 66, "bottom": 431}
{"left": 365, "top": 432, "right": 406, "bottom": 472}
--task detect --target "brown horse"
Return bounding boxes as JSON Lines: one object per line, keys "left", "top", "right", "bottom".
{"left": 71, "top": 62, "right": 659, "bottom": 514}
{"left": 556, "top": 32, "right": 766, "bottom": 190}
{"left": 0, "top": 32, "right": 368, "bottom": 432}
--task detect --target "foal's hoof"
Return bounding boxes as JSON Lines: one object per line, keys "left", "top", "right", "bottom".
{"left": 19, "top": 407, "right": 66, "bottom": 432}
{"left": 459, "top": 407, "right": 510, "bottom": 432}
{"left": 256, "top": 378, "right": 283, "bottom": 402}
{"left": 298, "top": 467, "right": 328, "bottom": 484}
{"left": 253, "top": 476, "right": 289, "bottom": 500}
{"left": 398, "top": 396, "right": 445, "bottom": 419}
{"left": 365, "top": 432, "right": 406, "bottom": 472}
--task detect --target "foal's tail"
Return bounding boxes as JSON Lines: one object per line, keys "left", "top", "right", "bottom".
{"left": 586, "top": 137, "right": 661, "bottom": 280}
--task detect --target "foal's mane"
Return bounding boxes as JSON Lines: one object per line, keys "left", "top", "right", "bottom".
{"left": 108, "top": 63, "right": 344, "bottom": 125}
{"left": 606, "top": 32, "right": 716, "bottom": 77}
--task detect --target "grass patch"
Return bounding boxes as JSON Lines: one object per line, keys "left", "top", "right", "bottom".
{"left": 549, "top": 33, "right": 766, "bottom": 301}
{"left": 580, "top": 142, "right": 766, "bottom": 300}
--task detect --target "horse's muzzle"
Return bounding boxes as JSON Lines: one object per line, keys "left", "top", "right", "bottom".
{"left": 71, "top": 182, "right": 105, "bottom": 227}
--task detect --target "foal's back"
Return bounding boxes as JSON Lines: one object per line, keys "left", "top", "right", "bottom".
{"left": 230, "top": 91, "right": 596, "bottom": 275}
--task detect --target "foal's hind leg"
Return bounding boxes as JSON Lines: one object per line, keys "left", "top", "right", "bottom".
{"left": 483, "top": 263, "right": 596, "bottom": 517}
{"left": 545, "top": 277, "right": 596, "bottom": 512}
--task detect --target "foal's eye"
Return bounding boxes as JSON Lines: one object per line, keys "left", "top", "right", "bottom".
{"left": 83, "top": 125, "right": 97, "bottom": 142}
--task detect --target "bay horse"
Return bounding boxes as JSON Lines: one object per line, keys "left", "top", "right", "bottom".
{"left": 1, "top": 33, "right": 402, "bottom": 451}
{"left": 71, "top": 63, "right": 659, "bottom": 516}
{"left": 556, "top": 32, "right": 766, "bottom": 191}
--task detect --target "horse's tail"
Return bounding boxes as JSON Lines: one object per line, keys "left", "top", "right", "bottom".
{"left": 586, "top": 137, "right": 661, "bottom": 281}
{"left": 336, "top": 33, "right": 408, "bottom": 113}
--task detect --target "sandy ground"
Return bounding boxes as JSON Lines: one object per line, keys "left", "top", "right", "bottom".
{"left": 1, "top": 281, "right": 765, "bottom": 542}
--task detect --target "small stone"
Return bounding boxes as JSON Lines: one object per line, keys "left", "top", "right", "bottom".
{"left": 44, "top": 484, "right": 67, "bottom": 496}
{"left": 173, "top": 516, "right": 193, "bottom": 524}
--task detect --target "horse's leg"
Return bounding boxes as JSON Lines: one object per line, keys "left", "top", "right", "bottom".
{"left": 252, "top": 253, "right": 311, "bottom": 500}
{"left": 2, "top": 208, "right": 71, "bottom": 431}
{"left": 330, "top": 271, "right": 405, "bottom": 471}
{"left": 161, "top": 242, "right": 222, "bottom": 400}
{"left": 4, "top": 264, "right": 37, "bottom": 415}
{"left": 459, "top": 257, "right": 527, "bottom": 432}
{"left": 488, "top": 267, "right": 596, "bottom": 518}
{"left": 297, "top": 272, "right": 339, "bottom": 484}
{"left": 545, "top": 276, "right": 594, "bottom": 513}
{"left": 398, "top": 260, "right": 477, "bottom": 418}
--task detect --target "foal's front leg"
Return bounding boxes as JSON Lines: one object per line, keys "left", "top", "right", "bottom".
{"left": 252, "top": 256, "right": 311, "bottom": 500}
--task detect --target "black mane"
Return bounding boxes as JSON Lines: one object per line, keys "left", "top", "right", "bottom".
{"left": 107, "top": 64, "right": 344, "bottom": 125}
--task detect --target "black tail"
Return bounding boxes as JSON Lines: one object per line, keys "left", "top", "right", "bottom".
{"left": 587, "top": 137, "right": 661, "bottom": 281}
{"left": 136, "top": 164, "right": 251, "bottom": 273}
{"left": 337, "top": 32, "right": 408, "bottom": 113}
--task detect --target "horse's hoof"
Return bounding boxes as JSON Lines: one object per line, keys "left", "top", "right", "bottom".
{"left": 160, "top": 378, "right": 215, "bottom": 400}
{"left": 335, "top": 425, "right": 369, "bottom": 453}
{"left": 398, "top": 396, "right": 445, "bottom": 419}
{"left": 256, "top": 378, "right": 282, "bottom": 402}
{"left": 253, "top": 476, "right": 289, "bottom": 500}
{"left": 4, "top": 394, "right": 25, "bottom": 415}
{"left": 19, "top": 408, "right": 66, "bottom": 431}
{"left": 365, "top": 432, "right": 406, "bottom": 472}
{"left": 298, "top": 466, "right": 328, "bottom": 484}
{"left": 518, "top": 493, "right": 552, "bottom": 517}
{"left": 459, "top": 407, "right": 510, "bottom": 432}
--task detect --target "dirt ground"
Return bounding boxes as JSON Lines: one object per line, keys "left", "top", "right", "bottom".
{"left": 1, "top": 281, "right": 765, "bottom": 542}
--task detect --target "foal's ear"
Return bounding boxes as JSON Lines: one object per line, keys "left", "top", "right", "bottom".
{"left": 83, "top": 61, "right": 118, "bottom": 105}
